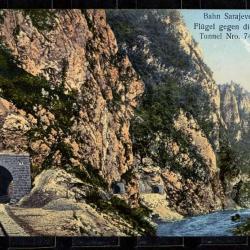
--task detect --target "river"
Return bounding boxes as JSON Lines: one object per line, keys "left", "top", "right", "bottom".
{"left": 157, "top": 209, "right": 250, "bottom": 236}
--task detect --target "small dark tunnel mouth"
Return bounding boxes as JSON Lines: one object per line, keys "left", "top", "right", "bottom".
{"left": 152, "top": 185, "right": 163, "bottom": 194}
{"left": 113, "top": 185, "right": 121, "bottom": 194}
{"left": 112, "top": 182, "right": 125, "bottom": 194}
{"left": 0, "top": 166, "right": 13, "bottom": 203}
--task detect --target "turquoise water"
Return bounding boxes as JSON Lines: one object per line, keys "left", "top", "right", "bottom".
{"left": 157, "top": 209, "right": 250, "bottom": 236}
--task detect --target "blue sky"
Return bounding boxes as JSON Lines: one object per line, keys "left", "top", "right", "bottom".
{"left": 181, "top": 10, "right": 250, "bottom": 91}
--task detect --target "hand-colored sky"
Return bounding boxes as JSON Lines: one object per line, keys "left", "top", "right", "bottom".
{"left": 181, "top": 10, "right": 250, "bottom": 90}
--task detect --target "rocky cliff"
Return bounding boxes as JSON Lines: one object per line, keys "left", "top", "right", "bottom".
{"left": 0, "top": 9, "right": 143, "bottom": 188}
{"left": 220, "top": 82, "right": 250, "bottom": 142}
{"left": 0, "top": 9, "right": 248, "bottom": 235}
{"left": 219, "top": 82, "right": 250, "bottom": 208}
{"left": 108, "top": 10, "right": 226, "bottom": 216}
{"left": 0, "top": 9, "right": 153, "bottom": 235}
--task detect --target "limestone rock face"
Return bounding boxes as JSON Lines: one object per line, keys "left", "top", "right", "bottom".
{"left": 219, "top": 82, "right": 250, "bottom": 208}
{"left": 19, "top": 169, "right": 93, "bottom": 207}
{"left": 136, "top": 111, "right": 224, "bottom": 216}
{"left": 108, "top": 10, "right": 222, "bottom": 150}
{"left": 0, "top": 10, "right": 143, "bottom": 188}
{"left": 173, "top": 110, "right": 217, "bottom": 176}
{"left": 0, "top": 99, "right": 31, "bottom": 153}
{"left": 222, "top": 171, "right": 250, "bottom": 208}
{"left": 236, "top": 181, "right": 250, "bottom": 208}
{"left": 220, "top": 82, "right": 250, "bottom": 140}
{"left": 220, "top": 83, "right": 241, "bottom": 127}
{"left": 108, "top": 10, "right": 225, "bottom": 215}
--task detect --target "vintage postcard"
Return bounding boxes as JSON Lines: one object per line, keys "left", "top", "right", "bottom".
{"left": 0, "top": 9, "right": 248, "bottom": 237}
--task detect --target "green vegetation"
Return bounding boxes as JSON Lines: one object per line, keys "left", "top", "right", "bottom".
{"left": 130, "top": 78, "right": 213, "bottom": 181}
{"left": 217, "top": 139, "right": 240, "bottom": 177}
{"left": 69, "top": 164, "right": 109, "bottom": 190}
{"left": 0, "top": 45, "right": 109, "bottom": 189}
{"left": 110, "top": 21, "right": 134, "bottom": 42}
{"left": 0, "top": 47, "right": 79, "bottom": 133}
{"left": 106, "top": 10, "right": 136, "bottom": 44}
{"left": 216, "top": 128, "right": 250, "bottom": 207}
{"left": 233, "top": 218, "right": 250, "bottom": 236}
{"left": 13, "top": 25, "right": 21, "bottom": 37}
{"left": 85, "top": 189, "right": 156, "bottom": 235}
{"left": 108, "top": 9, "right": 214, "bottom": 81}
{"left": 108, "top": 9, "right": 216, "bottom": 144}
{"left": 23, "top": 10, "right": 56, "bottom": 32}
{"left": 131, "top": 79, "right": 180, "bottom": 161}
{"left": 81, "top": 10, "right": 94, "bottom": 33}
{"left": 107, "top": 10, "right": 191, "bottom": 71}
{"left": 180, "top": 84, "right": 215, "bottom": 141}
{"left": 0, "top": 11, "right": 5, "bottom": 24}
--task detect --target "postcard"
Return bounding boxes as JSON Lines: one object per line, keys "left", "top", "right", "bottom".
{"left": 0, "top": 8, "right": 248, "bottom": 237}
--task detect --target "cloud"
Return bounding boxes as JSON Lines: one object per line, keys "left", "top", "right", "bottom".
{"left": 241, "top": 39, "right": 250, "bottom": 53}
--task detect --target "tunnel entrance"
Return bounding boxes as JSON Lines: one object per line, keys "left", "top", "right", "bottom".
{"left": 112, "top": 182, "right": 125, "bottom": 194}
{"left": 0, "top": 153, "right": 31, "bottom": 203}
{"left": 0, "top": 166, "right": 13, "bottom": 203}
{"left": 152, "top": 185, "right": 164, "bottom": 194}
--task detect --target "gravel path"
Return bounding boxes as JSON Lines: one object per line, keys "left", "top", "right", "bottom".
{"left": 0, "top": 204, "right": 29, "bottom": 236}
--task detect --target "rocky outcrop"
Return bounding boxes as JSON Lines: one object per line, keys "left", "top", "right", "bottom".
{"left": 219, "top": 82, "right": 250, "bottom": 208}
{"left": 220, "top": 83, "right": 241, "bottom": 128}
{"left": 19, "top": 169, "right": 94, "bottom": 208}
{"left": 140, "top": 193, "right": 183, "bottom": 221}
{"left": 220, "top": 82, "right": 250, "bottom": 141}
{"left": 135, "top": 110, "right": 225, "bottom": 216}
{"left": 0, "top": 10, "right": 154, "bottom": 235}
{"left": 107, "top": 10, "right": 226, "bottom": 216}
{"left": 107, "top": 10, "right": 222, "bottom": 150}
{"left": 16, "top": 169, "right": 150, "bottom": 236}
{"left": 0, "top": 10, "right": 143, "bottom": 189}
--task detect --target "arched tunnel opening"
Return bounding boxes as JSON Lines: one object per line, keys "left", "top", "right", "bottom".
{"left": 0, "top": 166, "right": 13, "bottom": 203}
{"left": 152, "top": 185, "right": 164, "bottom": 194}
{"left": 112, "top": 182, "right": 125, "bottom": 194}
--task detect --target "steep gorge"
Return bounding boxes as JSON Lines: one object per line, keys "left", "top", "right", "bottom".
{"left": 0, "top": 9, "right": 248, "bottom": 235}
{"left": 108, "top": 10, "right": 226, "bottom": 216}
{"left": 0, "top": 9, "right": 143, "bottom": 191}
{"left": 0, "top": 9, "right": 150, "bottom": 235}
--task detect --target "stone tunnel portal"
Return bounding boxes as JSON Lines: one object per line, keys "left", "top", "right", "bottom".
{"left": 0, "top": 153, "right": 31, "bottom": 204}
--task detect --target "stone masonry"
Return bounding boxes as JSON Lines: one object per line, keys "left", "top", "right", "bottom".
{"left": 0, "top": 153, "right": 31, "bottom": 203}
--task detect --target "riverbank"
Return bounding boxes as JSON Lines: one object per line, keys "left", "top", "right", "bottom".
{"left": 234, "top": 218, "right": 250, "bottom": 235}
{"left": 140, "top": 193, "right": 183, "bottom": 221}
{"left": 2, "top": 201, "right": 250, "bottom": 236}
{"left": 157, "top": 209, "right": 250, "bottom": 236}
